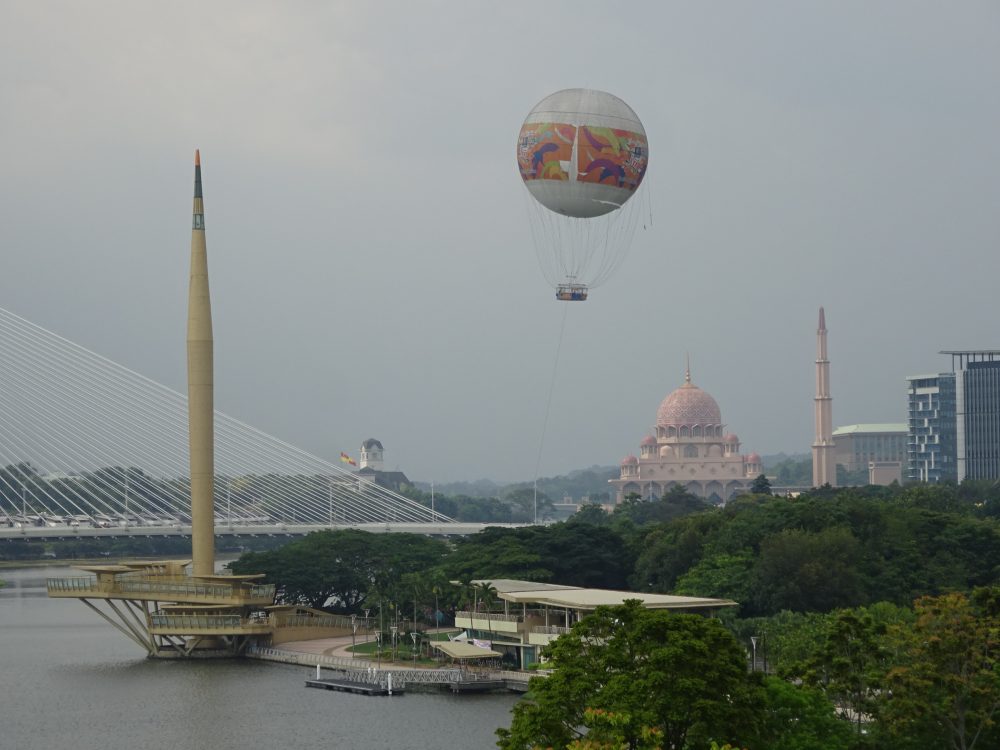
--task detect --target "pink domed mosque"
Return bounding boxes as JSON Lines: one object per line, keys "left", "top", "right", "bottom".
{"left": 610, "top": 364, "right": 762, "bottom": 504}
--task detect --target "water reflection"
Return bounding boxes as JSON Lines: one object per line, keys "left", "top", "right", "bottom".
{"left": 0, "top": 565, "right": 518, "bottom": 750}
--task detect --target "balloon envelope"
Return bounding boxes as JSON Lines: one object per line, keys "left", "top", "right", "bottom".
{"left": 517, "top": 89, "right": 648, "bottom": 219}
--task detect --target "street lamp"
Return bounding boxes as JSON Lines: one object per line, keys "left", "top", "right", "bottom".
{"left": 390, "top": 625, "right": 398, "bottom": 662}
{"left": 350, "top": 614, "right": 357, "bottom": 659}
{"left": 375, "top": 631, "right": 382, "bottom": 669}
{"left": 750, "top": 636, "right": 758, "bottom": 673}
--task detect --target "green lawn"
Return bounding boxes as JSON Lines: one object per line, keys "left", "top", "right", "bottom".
{"left": 348, "top": 632, "right": 455, "bottom": 666}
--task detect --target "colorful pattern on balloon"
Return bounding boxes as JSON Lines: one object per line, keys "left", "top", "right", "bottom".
{"left": 517, "top": 122, "right": 648, "bottom": 191}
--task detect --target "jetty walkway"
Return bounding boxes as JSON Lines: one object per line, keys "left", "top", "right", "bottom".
{"left": 247, "top": 638, "right": 532, "bottom": 693}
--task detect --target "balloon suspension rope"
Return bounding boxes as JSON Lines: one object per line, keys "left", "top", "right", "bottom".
{"left": 533, "top": 302, "right": 570, "bottom": 524}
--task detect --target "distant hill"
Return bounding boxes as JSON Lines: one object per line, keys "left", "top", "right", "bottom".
{"left": 761, "top": 452, "right": 809, "bottom": 469}
{"left": 763, "top": 453, "right": 812, "bottom": 485}
{"left": 416, "top": 465, "right": 618, "bottom": 503}
{"left": 420, "top": 456, "right": 810, "bottom": 503}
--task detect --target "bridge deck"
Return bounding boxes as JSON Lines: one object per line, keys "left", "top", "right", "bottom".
{"left": 2, "top": 521, "right": 521, "bottom": 541}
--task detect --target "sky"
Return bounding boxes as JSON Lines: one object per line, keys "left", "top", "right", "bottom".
{"left": 1, "top": 2, "right": 998, "bottom": 483}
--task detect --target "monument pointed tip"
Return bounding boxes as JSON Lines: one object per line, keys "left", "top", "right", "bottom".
{"left": 819, "top": 306, "right": 826, "bottom": 330}
{"left": 193, "top": 150, "right": 203, "bottom": 199}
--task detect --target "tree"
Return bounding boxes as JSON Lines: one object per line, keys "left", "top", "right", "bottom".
{"left": 618, "top": 485, "right": 708, "bottom": 527}
{"left": 505, "top": 487, "right": 554, "bottom": 522}
{"left": 798, "top": 609, "right": 887, "bottom": 737}
{"left": 569, "top": 503, "right": 611, "bottom": 526}
{"left": 770, "top": 456, "right": 812, "bottom": 486}
{"left": 750, "top": 474, "right": 772, "bottom": 495}
{"left": 446, "top": 524, "right": 633, "bottom": 589}
{"left": 673, "top": 550, "right": 754, "bottom": 604}
{"left": 881, "top": 592, "right": 1000, "bottom": 750}
{"left": 751, "top": 526, "right": 863, "bottom": 614}
{"left": 474, "top": 581, "right": 498, "bottom": 638}
{"left": 228, "top": 529, "right": 449, "bottom": 611}
{"left": 497, "top": 602, "right": 761, "bottom": 750}
{"left": 751, "top": 676, "right": 854, "bottom": 750}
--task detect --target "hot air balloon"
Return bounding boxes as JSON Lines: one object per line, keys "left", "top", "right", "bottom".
{"left": 516, "top": 89, "right": 649, "bottom": 301}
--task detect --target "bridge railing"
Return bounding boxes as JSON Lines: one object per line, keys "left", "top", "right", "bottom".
{"left": 149, "top": 614, "right": 272, "bottom": 632}
{"left": 271, "top": 613, "right": 359, "bottom": 629}
{"left": 47, "top": 576, "right": 102, "bottom": 594}
{"left": 118, "top": 578, "right": 275, "bottom": 601}
{"left": 530, "top": 625, "right": 572, "bottom": 635}
{"left": 454, "top": 610, "right": 521, "bottom": 623}
{"left": 246, "top": 646, "right": 512, "bottom": 684}
{"left": 46, "top": 575, "right": 275, "bottom": 602}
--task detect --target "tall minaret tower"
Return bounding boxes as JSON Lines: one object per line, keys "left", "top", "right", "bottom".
{"left": 812, "top": 306, "right": 836, "bottom": 487}
{"left": 188, "top": 150, "right": 215, "bottom": 576}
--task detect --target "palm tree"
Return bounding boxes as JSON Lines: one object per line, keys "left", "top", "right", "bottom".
{"left": 474, "top": 581, "right": 498, "bottom": 641}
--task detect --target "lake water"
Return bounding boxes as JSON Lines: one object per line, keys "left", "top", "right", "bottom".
{"left": 0, "top": 566, "right": 519, "bottom": 750}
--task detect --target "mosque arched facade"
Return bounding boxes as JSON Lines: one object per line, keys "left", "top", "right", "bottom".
{"left": 610, "top": 370, "right": 761, "bottom": 505}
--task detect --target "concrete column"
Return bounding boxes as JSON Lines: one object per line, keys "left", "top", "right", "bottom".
{"left": 188, "top": 150, "right": 215, "bottom": 576}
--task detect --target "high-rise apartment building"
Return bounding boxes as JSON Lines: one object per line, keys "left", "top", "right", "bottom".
{"left": 948, "top": 352, "right": 1000, "bottom": 480}
{"left": 906, "top": 373, "right": 956, "bottom": 482}
{"left": 907, "top": 351, "right": 1000, "bottom": 483}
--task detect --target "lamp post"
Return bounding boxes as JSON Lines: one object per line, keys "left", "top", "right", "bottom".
{"left": 363, "top": 608, "right": 371, "bottom": 645}
{"left": 375, "top": 632, "right": 382, "bottom": 669}
{"left": 750, "top": 636, "right": 758, "bottom": 673}
{"left": 410, "top": 631, "right": 418, "bottom": 665}
{"left": 350, "top": 614, "right": 357, "bottom": 659}
{"left": 390, "top": 625, "right": 398, "bottom": 662}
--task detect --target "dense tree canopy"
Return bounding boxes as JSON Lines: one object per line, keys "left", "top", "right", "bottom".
{"left": 445, "top": 523, "right": 634, "bottom": 590}
{"left": 631, "top": 486, "right": 1000, "bottom": 616}
{"left": 229, "top": 529, "right": 448, "bottom": 611}
{"left": 881, "top": 592, "right": 1000, "bottom": 750}
{"left": 218, "top": 481, "right": 1000, "bottom": 749}
{"left": 497, "top": 602, "right": 762, "bottom": 750}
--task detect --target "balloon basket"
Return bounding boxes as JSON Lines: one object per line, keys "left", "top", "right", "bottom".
{"left": 556, "top": 284, "right": 588, "bottom": 302}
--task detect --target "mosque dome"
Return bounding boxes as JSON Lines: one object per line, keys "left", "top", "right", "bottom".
{"left": 656, "top": 375, "right": 722, "bottom": 428}
{"left": 723, "top": 433, "right": 739, "bottom": 443}
{"left": 747, "top": 452, "right": 761, "bottom": 463}
{"left": 640, "top": 435, "right": 656, "bottom": 446}
{"left": 621, "top": 454, "right": 638, "bottom": 466}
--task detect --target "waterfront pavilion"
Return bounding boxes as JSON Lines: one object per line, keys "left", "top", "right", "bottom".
{"left": 454, "top": 579, "right": 737, "bottom": 669}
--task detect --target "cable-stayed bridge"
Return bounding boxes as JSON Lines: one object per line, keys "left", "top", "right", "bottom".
{"left": 0, "top": 307, "right": 477, "bottom": 541}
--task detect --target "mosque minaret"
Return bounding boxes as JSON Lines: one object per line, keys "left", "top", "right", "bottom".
{"left": 610, "top": 363, "right": 761, "bottom": 504}
{"left": 812, "top": 307, "right": 836, "bottom": 487}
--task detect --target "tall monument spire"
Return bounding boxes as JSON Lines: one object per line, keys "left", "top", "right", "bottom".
{"left": 812, "top": 306, "right": 836, "bottom": 487}
{"left": 188, "top": 149, "right": 215, "bottom": 576}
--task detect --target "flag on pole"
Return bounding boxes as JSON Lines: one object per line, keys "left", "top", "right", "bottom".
{"left": 340, "top": 452, "right": 357, "bottom": 467}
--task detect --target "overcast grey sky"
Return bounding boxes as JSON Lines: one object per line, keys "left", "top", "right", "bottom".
{"left": 1, "top": 2, "right": 998, "bottom": 482}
